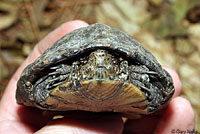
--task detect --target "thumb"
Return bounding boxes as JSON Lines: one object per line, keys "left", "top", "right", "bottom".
{"left": 34, "top": 114, "right": 124, "bottom": 134}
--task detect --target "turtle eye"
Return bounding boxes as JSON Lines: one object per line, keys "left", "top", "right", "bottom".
{"left": 106, "top": 57, "right": 111, "bottom": 62}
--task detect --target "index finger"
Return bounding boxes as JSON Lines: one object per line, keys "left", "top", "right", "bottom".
{"left": 0, "top": 20, "right": 88, "bottom": 121}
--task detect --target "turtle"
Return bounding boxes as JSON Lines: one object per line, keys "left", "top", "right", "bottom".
{"left": 16, "top": 23, "right": 174, "bottom": 117}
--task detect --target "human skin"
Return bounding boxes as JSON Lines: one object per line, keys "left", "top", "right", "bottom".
{"left": 0, "top": 20, "right": 195, "bottom": 134}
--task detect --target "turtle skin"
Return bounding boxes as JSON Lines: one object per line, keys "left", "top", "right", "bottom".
{"left": 16, "top": 23, "right": 174, "bottom": 116}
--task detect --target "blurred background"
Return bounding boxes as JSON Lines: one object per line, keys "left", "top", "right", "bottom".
{"left": 0, "top": 0, "right": 199, "bottom": 131}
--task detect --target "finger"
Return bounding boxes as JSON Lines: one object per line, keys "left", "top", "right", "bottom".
{"left": 123, "top": 116, "right": 160, "bottom": 134}
{"left": 0, "top": 120, "right": 34, "bottom": 134}
{"left": 0, "top": 20, "right": 88, "bottom": 121}
{"left": 154, "top": 97, "right": 195, "bottom": 134}
{"left": 123, "top": 97, "right": 195, "bottom": 134}
{"left": 163, "top": 66, "right": 182, "bottom": 97}
{"left": 34, "top": 114, "right": 123, "bottom": 134}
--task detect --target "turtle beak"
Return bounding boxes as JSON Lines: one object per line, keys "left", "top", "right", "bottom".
{"left": 97, "top": 59, "right": 104, "bottom": 67}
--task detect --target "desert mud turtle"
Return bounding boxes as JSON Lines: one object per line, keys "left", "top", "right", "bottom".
{"left": 16, "top": 23, "right": 174, "bottom": 116}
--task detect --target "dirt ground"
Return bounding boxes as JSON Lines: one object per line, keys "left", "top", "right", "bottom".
{"left": 0, "top": 0, "right": 200, "bottom": 131}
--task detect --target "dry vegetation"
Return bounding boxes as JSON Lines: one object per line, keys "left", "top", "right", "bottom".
{"left": 0, "top": 0, "right": 200, "bottom": 131}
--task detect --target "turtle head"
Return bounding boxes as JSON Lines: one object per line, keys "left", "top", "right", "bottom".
{"left": 91, "top": 49, "right": 109, "bottom": 67}
{"left": 80, "top": 49, "right": 120, "bottom": 80}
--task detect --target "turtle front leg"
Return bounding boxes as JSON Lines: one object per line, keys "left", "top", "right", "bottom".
{"left": 129, "top": 65, "right": 158, "bottom": 83}
{"left": 128, "top": 65, "right": 162, "bottom": 101}
{"left": 48, "top": 64, "right": 72, "bottom": 87}
{"left": 128, "top": 65, "right": 157, "bottom": 93}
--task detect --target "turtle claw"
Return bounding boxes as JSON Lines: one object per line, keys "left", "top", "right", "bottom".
{"left": 49, "top": 71, "right": 58, "bottom": 76}
{"left": 49, "top": 77, "right": 60, "bottom": 83}
{"left": 49, "top": 74, "right": 69, "bottom": 83}
{"left": 146, "top": 71, "right": 158, "bottom": 75}
{"left": 49, "top": 64, "right": 71, "bottom": 76}
{"left": 141, "top": 86, "right": 151, "bottom": 93}
{"left": 50, "top": 66, "right": 60, "bottom": 70}
{"left": 52, "top": 81, "right": 64, "bottom": 87}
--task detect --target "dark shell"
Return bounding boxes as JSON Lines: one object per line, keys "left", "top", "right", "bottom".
{"left": 16, "top": 23, "right": 174, "bottom": 115}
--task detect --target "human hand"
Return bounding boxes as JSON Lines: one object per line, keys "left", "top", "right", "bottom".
{"left": 0, "top": 20, "right": 195, "bottom": 134}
